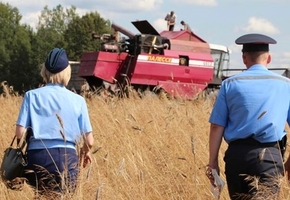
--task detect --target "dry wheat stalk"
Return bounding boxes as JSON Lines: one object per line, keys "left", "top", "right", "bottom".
{"left": 191, "top": 136, "right": 195, "bottom": 155}
{"left": 96, "top": 183, "right": 104, "bottom": 200}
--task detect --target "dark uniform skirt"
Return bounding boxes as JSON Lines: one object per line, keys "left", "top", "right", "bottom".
{"left": 25, "top": 148, "right": 79, "bottom": 193}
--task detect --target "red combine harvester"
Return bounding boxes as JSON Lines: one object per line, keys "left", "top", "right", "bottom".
{"left": 77, "top": 20, "right": 231, "bottom": 99}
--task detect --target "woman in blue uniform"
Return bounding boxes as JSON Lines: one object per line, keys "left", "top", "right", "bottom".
{"left": 15, "top": 48, "right": 94, "bottom": 194}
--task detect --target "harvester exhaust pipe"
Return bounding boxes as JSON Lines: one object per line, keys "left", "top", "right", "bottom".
{"left": 111, "top": 22, "right": 135, "bottom": 39}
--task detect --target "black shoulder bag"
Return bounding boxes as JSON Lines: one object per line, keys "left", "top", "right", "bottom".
{"left": 0, "top": 128, "right": 32, "bottom": 190}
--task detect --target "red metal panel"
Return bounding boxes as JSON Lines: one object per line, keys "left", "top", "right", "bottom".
{"left": 157, "top": 80, "right": 206, "bottom": 99}
{"left": 130, "top": 54, "right": 214, "bottom": 90}
{"left": 78, "top": 52, "right": 128, "bottom": 83}
{"left": 130, "top": 62, "right": 213, "bottom": 85}
{"left": 78, "top": 52, "right": 99, "bottom": 76}
{"left": 163, "top": 50, "right": 213, "bottom": 61}
{"left": 169, "top": 40, "right": 211, "bottom": 53}
{"left": 160, "top": 30, "right": 207, "bottom": 42}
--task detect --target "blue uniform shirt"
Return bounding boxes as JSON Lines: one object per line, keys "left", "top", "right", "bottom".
{"left": 209, "top": 64, "right": 290, "bottom": 143}
{"left": 17, "top": 84, "right": 92, "bottom": 150}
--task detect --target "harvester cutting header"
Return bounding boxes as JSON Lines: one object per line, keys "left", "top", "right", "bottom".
{"left": 78, "top": 20, "right": 230, "bottom": 99}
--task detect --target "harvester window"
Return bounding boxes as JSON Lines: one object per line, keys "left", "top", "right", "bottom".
{"left": 179, "top": 55, "right": 189, "bottom": 66}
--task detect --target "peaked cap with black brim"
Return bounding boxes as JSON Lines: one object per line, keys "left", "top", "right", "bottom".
{"left": 235, "top": 33, "right": 277, "bottom": 52}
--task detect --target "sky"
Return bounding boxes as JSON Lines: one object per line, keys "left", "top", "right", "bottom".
{"left": 2, "top": 0, "right": 290, "bottom": 75}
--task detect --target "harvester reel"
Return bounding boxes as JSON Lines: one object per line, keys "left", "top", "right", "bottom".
{"left": 143, "top": 35, "right": 161, "bottom": 54}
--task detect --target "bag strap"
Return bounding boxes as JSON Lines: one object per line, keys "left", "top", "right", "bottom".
{"left": 24, "top": 128, "right": 32, "bottom": 150}
{"left": 12, "top": 127, "right": 32, "bottom": 152}
{"left": 21, "top": 128, "right": 32, "bottom": 152}
{"left": 10, "top": 135, "right": 17, "bottom": 147}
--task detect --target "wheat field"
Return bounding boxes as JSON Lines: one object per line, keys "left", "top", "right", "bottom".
{"left": 1, "top": 89, "right": 290, "bottom": 200}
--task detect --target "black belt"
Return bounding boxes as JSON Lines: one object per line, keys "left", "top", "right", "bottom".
{"left": 230, "top": 137, "right": 279, "bottom": 148}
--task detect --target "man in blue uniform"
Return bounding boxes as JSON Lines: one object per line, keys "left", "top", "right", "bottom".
{"left": 207, "top": 33, "right": 290, "bottom": 199}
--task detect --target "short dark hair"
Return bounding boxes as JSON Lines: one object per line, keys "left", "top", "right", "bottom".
{"left": 181, "top": 21, "right": 184, "bottom": 24}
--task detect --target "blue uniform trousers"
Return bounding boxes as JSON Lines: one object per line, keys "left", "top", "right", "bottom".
{"left": 224, "top": 140, "right": 283, "bottom": 200}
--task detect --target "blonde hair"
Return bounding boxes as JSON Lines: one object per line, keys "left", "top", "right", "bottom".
{"left": 40, "top": 64, "right": 71, "bottom": 86}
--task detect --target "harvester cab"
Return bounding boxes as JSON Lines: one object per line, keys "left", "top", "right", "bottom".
{"left": 78, "top": 20, "right": 230, "bottom": 99}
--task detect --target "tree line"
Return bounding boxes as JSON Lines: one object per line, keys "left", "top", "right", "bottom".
{"left": 0, "top": 3, "right": 111, "bottom": 94}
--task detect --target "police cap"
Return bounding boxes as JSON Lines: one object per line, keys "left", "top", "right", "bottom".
{"left": 235, "top": 33, "right": 277, "bottom": 52}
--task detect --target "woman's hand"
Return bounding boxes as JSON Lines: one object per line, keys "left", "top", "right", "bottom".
{"left": 284, "top": 156, "right": 290, "bottom": 181}
{"left": 79, "top": 147, "right": 92, "bottom": 168}
{"left": 80, "top": 133, "right": 94, "bottom": 168}
{"left": 82, "top": 151, "right": 92, "bottom": 168}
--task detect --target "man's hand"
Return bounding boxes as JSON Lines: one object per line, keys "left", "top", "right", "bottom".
{"left": 206, "top": 165, "right": 220, "bottom": 187}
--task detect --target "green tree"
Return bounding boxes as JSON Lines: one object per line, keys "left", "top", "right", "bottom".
{"left": 0, "top": 2, "right": 37, "bottom": 93}
{"left": 24, "top": 25, "right": 43, "bottom": 87}
{"left": 0, "top": 2, "right": 22, "bottom": 75}
{"left": 64, "top": 12, "right": 111, "bottom": 60}
{"left": 35, "top": 5, "right": 78, "bottom": 60}
{"left": 37, "top": 5, "right": 78, "bottom": 35}
{"left": 0, "top": 3, "right": 113, "bottom": 93}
